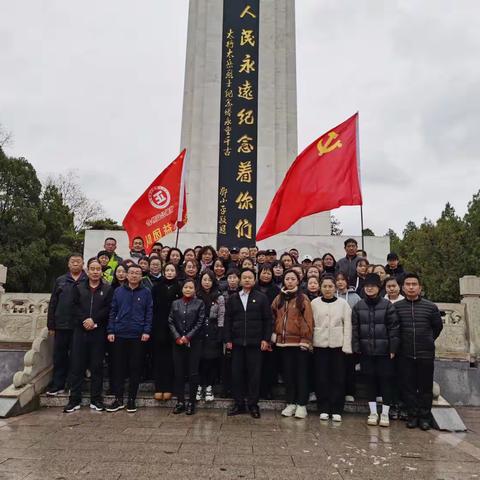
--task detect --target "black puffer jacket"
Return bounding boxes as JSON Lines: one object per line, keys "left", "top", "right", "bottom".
{"left": 224, "top": 289, "right": 273, "bottom": 346}
{"left": 47, "top": 271, "right": 88, "bottom": 330}
{"left": 151, "top": 278, "right": 182, "bottom": 344}
{"left": 394, "top": 297, "right": 443, "bottom": 359}
{"left": 352, "top": 296, "right": 400, "bottom": 356}
{"left": 168, "top": 297, "right": 205, "bottom": 342}
{"left": 72, "top": 280, "right": 113, "bottom": 330}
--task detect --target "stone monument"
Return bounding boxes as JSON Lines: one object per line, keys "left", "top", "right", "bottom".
{"left": 178, "top": 0, "right": 331, "bottom": 249}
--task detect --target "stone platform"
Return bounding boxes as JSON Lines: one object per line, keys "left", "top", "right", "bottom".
{"left": 0, "top": 407, "right": 479, "bottom": 479}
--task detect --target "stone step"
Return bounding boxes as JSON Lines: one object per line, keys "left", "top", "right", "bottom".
{"left": 39, "top": 392, "right": 370, "bottom": 412}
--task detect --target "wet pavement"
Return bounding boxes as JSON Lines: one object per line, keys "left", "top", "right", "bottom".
{"left": 0, "top": 406, "right": 479, "bottom": 479}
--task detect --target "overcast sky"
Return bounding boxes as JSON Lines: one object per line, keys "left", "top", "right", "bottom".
{"left": 1, "top": 0, "right": 479, "bottom": 237}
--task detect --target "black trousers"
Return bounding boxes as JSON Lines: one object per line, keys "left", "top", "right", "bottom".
{"left": 345, "top": 353, "right": 358, "bottom": 397}
{"left": 69, "top": 328, "right": 105, "bottom": 403}
{"left": 222, "top": 349, "right": 232, "bottom": 397}
{"left": 111, "top": 337, "right": 145, "bottom": 401}
{"left": 314, "top": 347, "right": 346, "bottom": 414}
{"left": 152, "top": 340, "right": 174, "bottom": 392}
{"left": 231, "top": 345, "right": 262, "bottom": 407}
{"left": 361, "top": 355, "right": 394, "bottom": 405}
{"left": 200, "top": 358, "right": 219, "bottom": 387}
{"left": 281, "top": 347, "right": 309, "bottom": 406}
{"left": 52, "top": 329, "right": 74, "bottom": 390}
{"left": 260, "top": 348, "right": 278, "bottom": 398}
{"left": 172, "top": 341, "right": 202, "bottom": 402}
{"left": 399, "top": 355, "right": 434, "bottom": 420}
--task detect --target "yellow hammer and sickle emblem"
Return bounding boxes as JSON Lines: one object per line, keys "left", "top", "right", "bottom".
{"left": 317, "top": 131, "right": 342, "bottom": 156}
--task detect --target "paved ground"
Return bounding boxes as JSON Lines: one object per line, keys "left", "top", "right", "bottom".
{"left": 0, "top": 407, "right": 479, "bottom": 479}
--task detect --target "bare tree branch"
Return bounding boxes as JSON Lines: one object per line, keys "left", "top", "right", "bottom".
{"left": 46, "top": 170, "right": 104, "bottom": 232}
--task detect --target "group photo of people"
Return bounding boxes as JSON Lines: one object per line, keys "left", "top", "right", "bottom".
{"left": 46, "top": 236, "right": 443, "bottom": 431}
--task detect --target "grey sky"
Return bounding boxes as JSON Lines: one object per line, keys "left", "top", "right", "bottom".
{"left": 1, "top": 0, "right": 479, "bottom": 237}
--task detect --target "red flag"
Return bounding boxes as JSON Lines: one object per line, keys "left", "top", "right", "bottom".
{"left": 122, "top": 149, "right": 188, "bottom": 252}
{"left": 256, "top": 113, "right": 362, "bottom": 241}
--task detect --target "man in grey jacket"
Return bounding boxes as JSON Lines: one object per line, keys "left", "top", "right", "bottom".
{"left": 335, "top": 238, "right": 361, "bottom": 287}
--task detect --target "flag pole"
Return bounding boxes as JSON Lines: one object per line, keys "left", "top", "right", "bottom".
{"left": 360, "top": 205, "right": 365, "bottom": 251}
{"left": 175, "top": 149, "right": 188, "bottom": 249}
{"left": 355, "top": 112, "right": 364, "bottom": 251}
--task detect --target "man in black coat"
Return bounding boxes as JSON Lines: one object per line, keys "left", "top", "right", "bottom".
{"left": 46, "top": 253, "right": 87, "bottom": 396}
{"left": 394, "top": 273, "right": 443, "bottom": 430}
{"left": 224, "top": 268, "right": 273, "bottom": 418}
{"left": 64, "top": 258, "right": 113, "bottom": 412}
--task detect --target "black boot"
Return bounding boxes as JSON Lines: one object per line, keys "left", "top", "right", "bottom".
{"left": 185, "top": 401, "right": 196, "bottom": 415}
{"left": 406, "top": 417, "right": 418, "bottom": 429}
{"left": 173, "top": 402, "right": 185, "bottom": 414}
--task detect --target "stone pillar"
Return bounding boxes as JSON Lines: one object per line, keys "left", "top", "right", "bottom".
{"left": 460, "top": 275, "right": 480, "bottom": 361}
{"left": 0, "top": 264, "right": 7, "bottom": 295}
{"left": 178, "top": 0, "right": 330, "bottom": 248}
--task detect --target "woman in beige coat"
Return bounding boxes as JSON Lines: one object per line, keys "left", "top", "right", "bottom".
{"left": 311, "top": 275, "right": 352, "bottom": 422}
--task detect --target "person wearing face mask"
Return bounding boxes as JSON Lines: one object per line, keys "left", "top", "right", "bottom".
{"left": 63, "top": 258, "right": 113, "bottom": 413}
{"left": 352, "top": 273, "right": 400, "bottom": 427}
{"left": 311, "top": 276, "right": 352, "bottom": 422}
{"left": 272, "top": 269, "right": 313, "bottom": 419}
{"left": 196, "top": 270, "right": 225, "bottom": 402}
{"left": 151, "top": 263, "right": 182, "bottom": 402}
{"left": 168, "top": 280, "right": 206, "bottom": 415}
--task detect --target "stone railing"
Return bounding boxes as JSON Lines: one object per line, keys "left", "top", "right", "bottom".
{"left": 0, "top": 293, "right": 50, "bottom": 343}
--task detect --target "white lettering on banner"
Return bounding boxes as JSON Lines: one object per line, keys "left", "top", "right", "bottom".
{"left": 148, "top": 186, "right": 171, "bottom": 210}
{"left": 146, "top": 205, "right": 175, "bottom": 227}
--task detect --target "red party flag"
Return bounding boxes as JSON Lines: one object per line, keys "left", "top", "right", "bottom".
{"left": 256, "top": 113, "right": 362, "bottom": 241}
{"left": 122, "top": 149, "right": 187, "bottom": 252}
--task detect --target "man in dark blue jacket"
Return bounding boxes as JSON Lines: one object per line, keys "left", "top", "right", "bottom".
{"left": 106, "top": 264, "right": 152, "bottom": 413}
{"left": 394, "top": 273, "right": 443, "bottom": 431}
{"left": 46, "top": 253, "right": 87, "bottom": 396}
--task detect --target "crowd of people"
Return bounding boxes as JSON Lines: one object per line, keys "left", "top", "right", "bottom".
{"left": 46, "top": 236, "right": 443, "bottom": 431}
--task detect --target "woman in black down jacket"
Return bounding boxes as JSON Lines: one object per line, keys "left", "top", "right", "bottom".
{"left": 352, "top": 273, "right": 400, "bottom": 428}
{"left": 196, "top": 270, "right": 225, "bottom": 402}
{"left": 168, "top": 279, "right": 205, "bottom": 415}
{"left": 151, "top": 262, "right": 182, "bottom": 402}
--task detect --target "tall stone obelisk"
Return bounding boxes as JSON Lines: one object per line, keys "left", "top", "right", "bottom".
{"left": 179, "top": 0, "right": 331, "bottom": 250}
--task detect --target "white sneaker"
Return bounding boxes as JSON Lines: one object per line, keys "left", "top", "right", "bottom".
{"left": 196, "top": 386, "right": 203, "bottom": 401}
{"left": 379, "top": 413, "right": 390, "bottom": 427}
{"left": 367, "top": 413, "right": 379, "bottom": 426}
{"left": 294, "top": 405, "right": 308, "bottom": 419}
{"left": 309, "top": 392, "right": 317, "bottom": 402}
{"left": 332, "top": 414, "right": 342, "bottom": 422}
{"left": 205, "top": 386, "right": 214, "bottom": 402}
{"left": 319, "top": 413, "right": 329, "bottom": 421}
{"left": 281, "top": 404, "right": 297, "bottom": 417}
{"left": 345, "top": 395, "right": 355, "bottom": 402}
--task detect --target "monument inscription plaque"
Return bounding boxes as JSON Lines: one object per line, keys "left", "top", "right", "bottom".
{"left": 217, "top": 0, "right": 260, "bottom": 247}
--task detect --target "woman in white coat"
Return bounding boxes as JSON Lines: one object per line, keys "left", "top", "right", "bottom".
{"left": 311, "top": 275, "right": 352, "bottom": 422}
